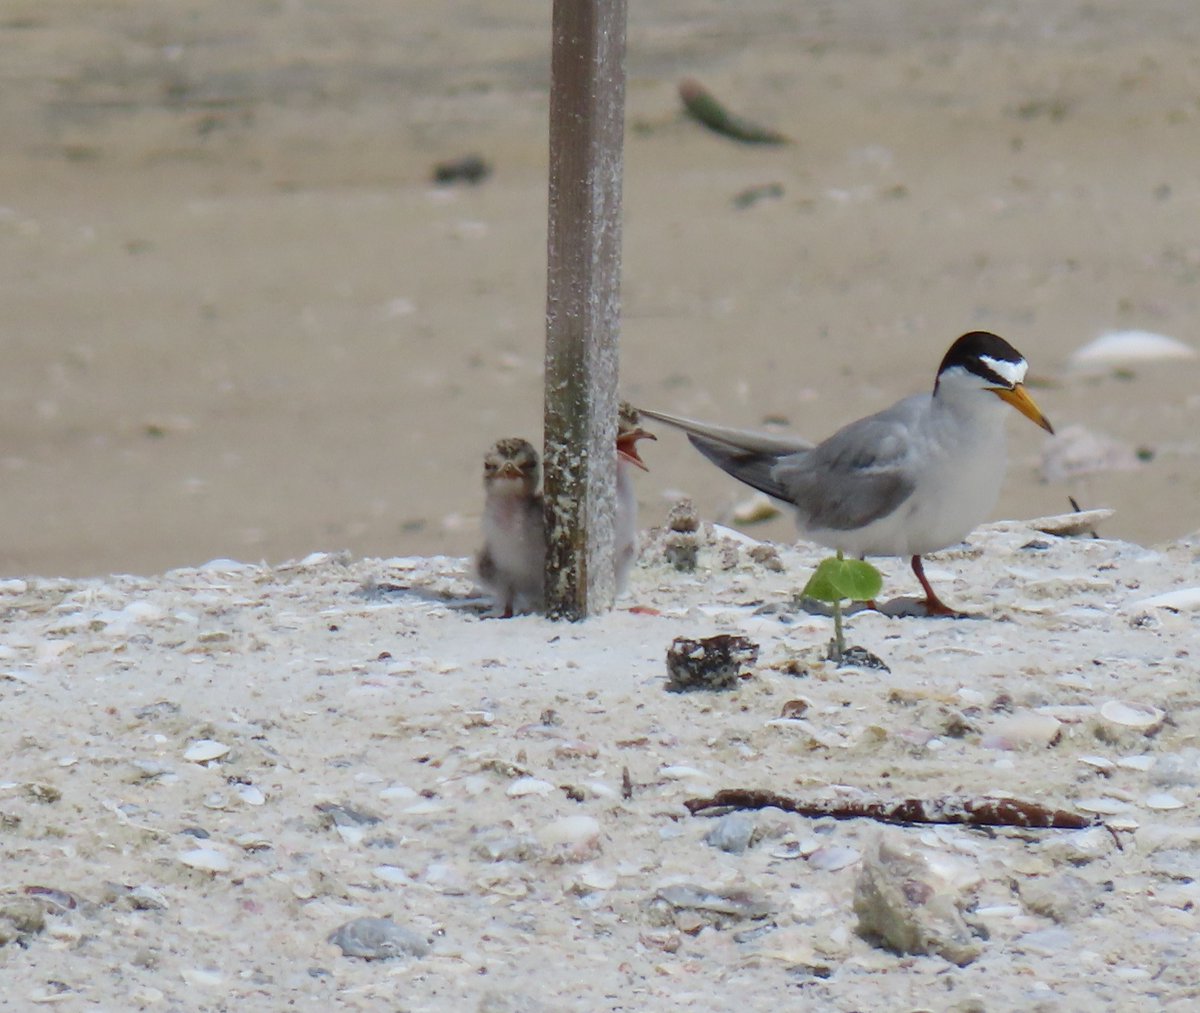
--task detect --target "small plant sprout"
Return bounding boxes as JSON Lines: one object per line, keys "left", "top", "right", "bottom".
{"left": 801, "top": 551, "right": 883, "bottom": 665}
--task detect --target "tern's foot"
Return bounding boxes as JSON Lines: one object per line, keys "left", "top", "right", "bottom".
{"left": 875, "top": 596, "right": 978, "bottom": 619}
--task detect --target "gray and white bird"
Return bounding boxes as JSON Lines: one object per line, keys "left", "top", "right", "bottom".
{"left": 641, "top": 331, "right": 1054, "bottom": 615}
{"left": 475, "top": 437, "right": 545, "bottom": 617}
{"left": 615, "top": 402, "right": 656, "bottom": 594}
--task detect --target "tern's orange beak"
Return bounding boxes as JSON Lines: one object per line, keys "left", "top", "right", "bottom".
{"left": 617, "top": 429, "right": 656, "bottom": 471}
{"left": 993, "top": 383, "right": 1054, "bottom": 434}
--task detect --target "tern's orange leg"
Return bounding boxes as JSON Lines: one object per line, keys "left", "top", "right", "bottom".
{"left": 911, "top": 555, "right": 965, "bottom": 618}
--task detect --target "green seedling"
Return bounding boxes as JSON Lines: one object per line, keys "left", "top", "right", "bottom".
{"left": 801, "top": 551, "right": 883, "bottom": 665}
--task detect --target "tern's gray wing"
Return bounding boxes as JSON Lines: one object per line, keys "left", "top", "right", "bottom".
{"left": 771, "top": 398, "right": 920, "bottom": 531}
{"left": 638, "top": 407, "right": 814, "bottom": 504}
{"left": 638, "top": 408, "right": 813, "bottom": 456}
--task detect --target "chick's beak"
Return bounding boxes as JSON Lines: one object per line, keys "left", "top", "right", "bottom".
{"left": 993, "top": 383, "right": 1054, "bottom": 434}
{"left": 617, "top": 429, "right": 656, "bottom": 471}
{"left": 496, "top": 461, "right": 524, "bottom": 479}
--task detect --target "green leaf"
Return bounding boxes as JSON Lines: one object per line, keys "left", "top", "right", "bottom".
{"left": 802, "top": 557, "right": 883, "bottom": 603}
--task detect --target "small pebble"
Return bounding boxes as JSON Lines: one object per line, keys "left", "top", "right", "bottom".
{"left": 704, "top": 813, "right": 757, "bottom": 854}
{"left": 327, "top": 917, "right": 430, "bottom": 960}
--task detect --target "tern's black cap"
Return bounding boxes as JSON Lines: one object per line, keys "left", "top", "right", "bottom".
{"left": 936, "top": 331, "right": 1026, "bottom": 388}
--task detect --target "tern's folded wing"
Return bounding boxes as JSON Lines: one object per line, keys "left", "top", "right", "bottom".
{"left": 771, "top": 415, "right": 917, "bottom": 531}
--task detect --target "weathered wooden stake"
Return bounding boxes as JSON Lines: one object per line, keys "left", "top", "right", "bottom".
{"left": 543, "top": 0, "right": 628, "bottom": 620}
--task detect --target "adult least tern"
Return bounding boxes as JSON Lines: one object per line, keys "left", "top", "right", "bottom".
{"left": 641, "top": 331, "right": 1054, "bottom": 616}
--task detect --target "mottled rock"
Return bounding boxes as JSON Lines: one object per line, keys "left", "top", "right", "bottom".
{"left": 853, "top": 832, "right": 983, "bottom": 965}
{"left": 327, "top": 917, "right": 430, "bottom": 961}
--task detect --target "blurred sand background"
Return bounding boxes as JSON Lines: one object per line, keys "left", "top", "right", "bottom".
{"left": 2, "top": 0, "right": 1198, "bottom": 578}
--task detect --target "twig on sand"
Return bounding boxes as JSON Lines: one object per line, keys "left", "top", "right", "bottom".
{"left": 684, "top": 788, "right": 1095, "bottom": 830}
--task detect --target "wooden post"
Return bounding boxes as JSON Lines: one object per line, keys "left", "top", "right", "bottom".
{"left": 543, "top": 0, "right": 627, "bottom": 620}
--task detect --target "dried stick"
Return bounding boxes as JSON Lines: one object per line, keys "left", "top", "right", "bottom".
{"left": 684, "top": 788, "right": 1094, "bottom": 830}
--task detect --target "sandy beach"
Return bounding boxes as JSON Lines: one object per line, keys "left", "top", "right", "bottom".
{"left": 3, "top": 2, "right": 1200, "bottom": 1010}
{"left": 2, "top": 521, "right": 1200, "bottom": 1009}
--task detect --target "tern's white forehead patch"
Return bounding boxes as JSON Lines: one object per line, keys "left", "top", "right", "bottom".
{"left": 979, "top": 354, "right": 1027, "bottom": 386}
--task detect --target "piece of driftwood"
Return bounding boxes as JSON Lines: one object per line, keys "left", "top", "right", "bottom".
{"left": 684, "top": 788, "right": 1094, "bottom": 830}
{"left": 678, "top": 79, "right": 789, "bottom": 145}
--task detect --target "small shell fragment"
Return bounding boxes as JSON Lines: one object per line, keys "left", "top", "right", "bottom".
{"left": 183, "top": 740, "right": 230, "bottom": 763}
{"left": 1027, "top": 509, "right": 1114, "bottom": 537}
{"left": 1144, "top": 792, "right": 1185, "bottom": 811}
{"left": 1077, "top": 755, "right": 1116, "bottom": 775}
{"left": 539, "top": 815, "right": 601, "bottom": 854}
{"left": 1133, "top": 588, "right": 1200, "bottom": 612}
{"left": 234, "top": 783, "right": 266, "bottom": 806}
{"left": 1117, "top": 755, "right": 1155, "bottom": 772}
{"left": 808, "top": 845, "right": 862, "bottom": 872}
{"left": 732, "top": 493, "right": 781, "bottom": 524}
{"left": 506, "top": 777, "right": 554, "bottom": 798}
{"left": 178, "top": 848, "right": 231, "bottom": 874}
{"left": 1075, "top": 797, "right": 1132, "bottom": 816}
{"left": 1100, "top": 700, "right": 1166, "bottom": 733}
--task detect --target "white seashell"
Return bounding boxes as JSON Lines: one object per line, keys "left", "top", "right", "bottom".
{"left": 1069, "top": 330, "right": 1196, "bottom": 370}
{"left": 183, "top": 739, "right": 230, "bottom": 763}
{"left": 202, "top": 792, "right": 230, "bottom": 810}
{"left": 539, "top": 815, "right": 601, "bottom": 850}
{"left": 1077, "top": 755, "right": 1116, "bottom": 774}
{"left": 401, "top": 799, "right": 446, "bottom": 815}
{"left": 507, "top": 776, "right": 555, "bottom": 798}
{"left": 373, "top": 864, "right": 411, "bottom": 885}
{"left": 1100, "top": 700, "right": 1166, "bottom": 732}
{"left": 335, "top": 825, "right": 365, "bottom": 846}
{"left": 1027, "top": 509, "right": 1115, "bottom": 537}
{"left": 659, "top": 765, "right": 711, "bottom": 781}
{"left": 1133, "top": 588, "right": 1200, "bottom": 612}
{"left": 1106, "top": 816, "right": 1140, "bottom": 832}
{"left": 423, "top": 863, "right": 469, "bottom": 894}
{"left": 576, "top": 864, "right": 618, "bottom": 891}
{"left": 807, "top": 845, "right": 862, "bottom": 872}
{"left": 196, "top": 557, "right": 253, "bottom": 572}
{"left": 1075, "top": 796, "right": 1133, "bottom": 815}
{"left": 235, "top": 783, "right": 266, "bottom": 806}
{"left": 1145, "top": 792, "right": 1185, "bottom": 811}
{"left": 178, "top": 847, "right": 231, "bottom": 873}
{"left": 378, "top": 783, "right": 419, "bottom": 801}
{"left": 180, "top": 968, "right": 225, "bottom": 988}
{"left": 1117, "top": 755, "right": 1155, "bottom": 771}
